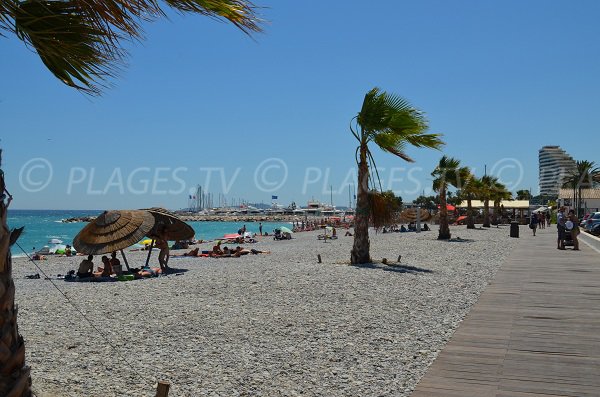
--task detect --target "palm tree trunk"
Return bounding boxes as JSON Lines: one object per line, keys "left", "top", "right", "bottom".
{"left": 438, "top": 186, "right": 450, "bottom": 239}
{"left": 351, "top": 143, "right": 371, "bottom": 264}
{"left": 482, "top": 200, "right": 491, "bottom": 227}
{"left": 0, "top": 163, "right": 32, "bottom": 396}
{"left": 466, "top": 198, "right": 475, "bottom": 229}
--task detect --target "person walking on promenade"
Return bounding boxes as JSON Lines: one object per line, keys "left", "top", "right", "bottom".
{"left": 557, "top": 207, "right": 566, "bottom": 250}
{"left": 530, "top": 212, "right": 539, "bottom": 236}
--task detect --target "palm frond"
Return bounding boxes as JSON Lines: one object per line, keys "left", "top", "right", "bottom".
{"left": 368, "top": 190, "right": 398, "bottom": 230}
{"left": 14, "top": 0, "right": 121, "bottom": 94}
{"left": 163, "top": 0, "right": 262, "bottom": 34}
{"left": 5, "top": 0, "right": 263, "bottom": 94}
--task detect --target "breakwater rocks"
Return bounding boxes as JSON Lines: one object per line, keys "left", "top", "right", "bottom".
{"left": 61, "top": 216, "right": 96, "bottom": 223}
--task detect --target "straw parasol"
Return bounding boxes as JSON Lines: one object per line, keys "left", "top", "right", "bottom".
{"left": 73, "top": 210, "right": 155, "bottom": 270}
{"left": 399, "top": 208, "right": 432, "bottom": 223}
{"left": 142, "top": 207, "right": 195, "bottom": 241}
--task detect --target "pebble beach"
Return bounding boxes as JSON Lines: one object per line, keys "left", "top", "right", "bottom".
{"left": 13, "top": 225, "right": 518, "bottom": 397}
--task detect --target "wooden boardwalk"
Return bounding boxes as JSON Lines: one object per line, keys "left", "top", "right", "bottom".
{"left": 411, "top": 226, "right": 600, "bottom": 397}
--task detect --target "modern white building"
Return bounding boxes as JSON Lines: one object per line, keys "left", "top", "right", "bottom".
{"left": 538, "top": 146, "right": 576, "bottom": 197}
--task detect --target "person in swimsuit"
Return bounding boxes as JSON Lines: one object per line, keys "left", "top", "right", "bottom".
{"left": 155, "top": 226, "right": 170, "bottom": 273}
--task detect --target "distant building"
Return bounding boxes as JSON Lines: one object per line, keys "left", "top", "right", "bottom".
{"left": 538, "top": 146, "right": 576, "bottom": 197}
{"left": 558, "top": 188, "right": 600, "bottom": 213}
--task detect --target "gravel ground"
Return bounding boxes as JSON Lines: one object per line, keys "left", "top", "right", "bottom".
{"left": 12, "top": 225, "right": 519, "bottom": 397}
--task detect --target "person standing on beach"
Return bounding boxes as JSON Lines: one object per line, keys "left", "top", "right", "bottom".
{"left": 259, "top": 222, "right": 263, "bottom": 236}
{"left": 155, "top": 226, "right": 170, "bottom": 273}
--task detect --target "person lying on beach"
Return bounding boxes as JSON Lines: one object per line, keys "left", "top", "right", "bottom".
{"left": 32, "top": 253, "right": 47, "bottom": 260}
{"left": 77, "top": 255, "right": 94, "bottom": 278}
{"left": 137, "top": 266, "right": 160, "bottom": 277}
{"left": 184, "top": 247, "right": 200, "bottom": 256}
{"left": 250, "top": 248, "right": 270, "bottom": 255}
{"left": 233, "top": 246, "right": 251, "bottom": 257}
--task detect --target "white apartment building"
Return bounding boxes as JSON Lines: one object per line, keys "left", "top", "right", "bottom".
{"left": 539, "top": 146, "right": 576, "bottom": 197}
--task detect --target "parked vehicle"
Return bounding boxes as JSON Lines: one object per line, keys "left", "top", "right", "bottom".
{"left": 584, "top": 212, "right": 600, "bottom": 230}
{"left": 590, "top": 223, "right": 600, "bottom": 236}
{"left": 580, "top": 213, "right": 591, "bottom": 227}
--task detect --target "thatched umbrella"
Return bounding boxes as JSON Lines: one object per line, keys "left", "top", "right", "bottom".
{"left": 73, "top": 210, "right": 155, "bottom": 270}
{"left": 140, "top": 208, "right": 195, "bottom": 267}
{"left": 143, "top": 207, "right": 195, "bottom": 241}
{"left": 399, "top": 208, "right": 432, "bottom": 223}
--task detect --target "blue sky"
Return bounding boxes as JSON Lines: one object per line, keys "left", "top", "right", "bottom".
{"left": 1, "top": 0, "right": 598, "bottom": 210}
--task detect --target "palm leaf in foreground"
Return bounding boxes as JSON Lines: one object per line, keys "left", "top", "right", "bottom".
{"left": 2, "top": 0, "right": 263, "bottom": 94}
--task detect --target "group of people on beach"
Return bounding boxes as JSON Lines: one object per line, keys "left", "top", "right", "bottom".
{"left": 176, "top": 240, "right": 270, "bottom": 258}
{"left": 76, "top": 252, "right": 122, "bottom": 278}
{"left": 382, "top": 222, "right": 430, "bottom": 233}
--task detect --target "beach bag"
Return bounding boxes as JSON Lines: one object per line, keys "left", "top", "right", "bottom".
{"left": 529, "top": 223, "right": 534, "bottom": 229}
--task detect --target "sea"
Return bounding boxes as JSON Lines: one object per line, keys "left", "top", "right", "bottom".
{"left": 7, "top": 209, "right": 292, "bottom": 257}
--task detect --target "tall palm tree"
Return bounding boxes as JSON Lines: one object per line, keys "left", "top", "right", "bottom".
{"left": 1, "top": 2, "right": 263, "bottom": 395}
{"left": 350, "top": 88, "right": 443, "bottom": 264}
{"left": 431, "top": 156, "right": 469, "bottom": 240}
{"left": 479, "top": 175, "right": 499, "bottom": 228}
{"left": 1, "top": 0, "right": 262, "bottom": 95}
{"left": 0, "top": 153, "right": 30, "bottom": 396}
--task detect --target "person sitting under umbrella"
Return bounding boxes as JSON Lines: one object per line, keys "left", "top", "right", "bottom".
{"left": 77, "top": 255, "right": 94, "bottom": 278}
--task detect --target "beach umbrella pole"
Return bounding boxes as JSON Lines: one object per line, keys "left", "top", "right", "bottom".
{"left": 120, "top": 249, "right": 131, "bottom": 271}
{"left": 145, "top": 239, "right": 155, "bottom": 267}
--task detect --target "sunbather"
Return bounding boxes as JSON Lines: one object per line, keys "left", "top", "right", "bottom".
{"left": 250, "top": 248, "right": 271, "bottom": 255}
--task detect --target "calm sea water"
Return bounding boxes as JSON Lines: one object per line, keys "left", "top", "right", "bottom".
{"left": 7, "top": 209, "right": 291, "bottom": 257}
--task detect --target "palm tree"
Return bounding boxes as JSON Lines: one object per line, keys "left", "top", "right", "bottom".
{"left": 479, "top": 175, "right": 499, "bottom": 228}
{"left": 563, "top": 160, "right": 600, "bottom": 217}
{"left": 458, "top": 172, "right": 479, "bottom": 229}
{"left": 431, "top": 156, "right": 469, "bottom": 240}
{"left": 515, "top": 189, "right": 532, "bottom": 200}
{"left": 0, "top": 0, "right": 262, "bottom": 95}
{"left": 0, "top": 152, "right": 30, "bottom": 396}
{"left": 491, "top": 182, "right": 511, "bottom": 225}
{"left": 350, "top": 88, "right": 443, "bottom": 264}
{"left": 1, "top": 2, "right": 263, "bottom": 395}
